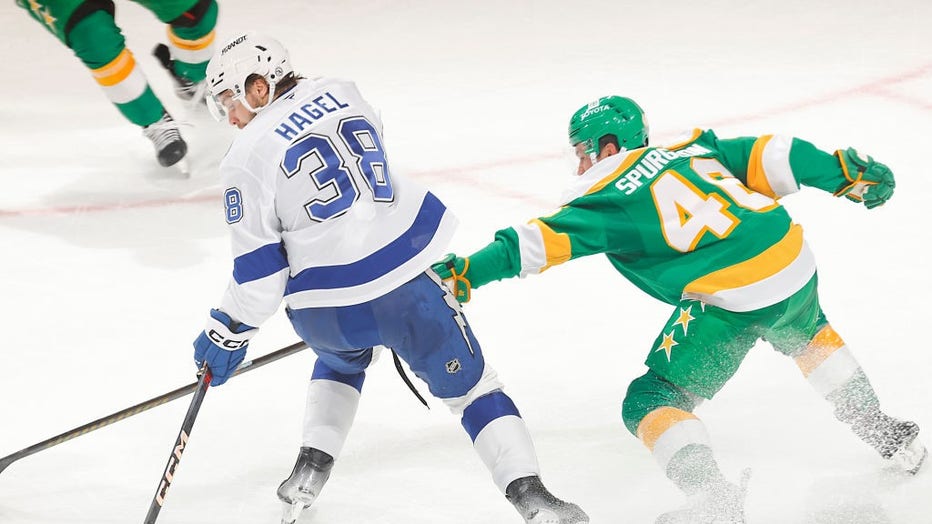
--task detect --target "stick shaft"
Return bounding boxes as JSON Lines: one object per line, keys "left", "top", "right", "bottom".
{"left": 0, "top": 341, "right": 307, "bottom": 476}
{"left": 142, "top": 368, "right": 211, "bottom": 524}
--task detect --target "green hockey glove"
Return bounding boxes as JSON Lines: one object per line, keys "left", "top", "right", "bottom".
{"left": 431, "top": 254, "right": 472, "bottom": 302}
{"left": 834, "top": 148, "right": 895, "bottom": 209}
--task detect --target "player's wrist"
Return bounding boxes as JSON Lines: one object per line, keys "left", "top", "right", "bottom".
{"left": 204, "top": 309, "right": 256, "bottom": 350}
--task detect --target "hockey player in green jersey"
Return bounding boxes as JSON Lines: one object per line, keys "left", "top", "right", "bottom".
{"left": 433, "top": 95, "right": 926, "bottom": 523}
{"left": 18, "top": 0, "right": 219, "bottom": 170}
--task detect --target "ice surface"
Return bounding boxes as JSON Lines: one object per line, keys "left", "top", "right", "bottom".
{"left": 1, "top": 1, "right": 930, "bottom": 522}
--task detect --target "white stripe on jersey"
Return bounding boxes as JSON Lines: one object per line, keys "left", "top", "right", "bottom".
{"left": 684, "top": 239, "right": 817, "bottom": 312}
{"left": 513, "top": 222, "right": 548, "bottom": 277}
{"left": 760, "top": 135, "right": 800, "bottom": 197}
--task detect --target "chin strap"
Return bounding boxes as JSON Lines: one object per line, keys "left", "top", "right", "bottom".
{"left": 238, "top": 79, "right": 278, "bottom": 114}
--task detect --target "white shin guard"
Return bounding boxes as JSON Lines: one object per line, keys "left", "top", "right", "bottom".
{"left": 473, "top": 415, "right": 541, "bottom": 494}
{"left": 301, "top": 379, "right": 361, "bottom": 459}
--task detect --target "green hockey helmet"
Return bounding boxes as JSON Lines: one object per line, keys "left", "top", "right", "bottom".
{"left": 568, "top": 96, "right": 649, "bottom": 156}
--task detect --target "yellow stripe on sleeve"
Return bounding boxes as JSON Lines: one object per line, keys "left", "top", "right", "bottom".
{"left": 92, "top": 49, "right": 136, "bottom": 87}
{"left": 636, "top": 407, "right": 698, "bottom": 451}
{"left": 794, "top": 325, "right": 846, "bottom": 377}
{"left": 685, "top": 224, "right": 803, "bottom": 295}
{"left": 530, "top": 219, "right": 571, "bottom": 271}
{"left": 747, "top": 135, "right": 777, "bottom": 198}
{"left": 664, "top": 128, "right": 703, "bottom": 151}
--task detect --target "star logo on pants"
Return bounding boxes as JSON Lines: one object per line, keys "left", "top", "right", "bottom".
{"left": 672, "top": 305, "right": 696, "bottom": 335}
{"left": 40, "top": 6, "right": 57, "bottom": 30}
{"left": 654, "top": 331, "right": 679, "bottom": 362}
{"left": 27, "top": 1, "right": 57, "bottom": 30}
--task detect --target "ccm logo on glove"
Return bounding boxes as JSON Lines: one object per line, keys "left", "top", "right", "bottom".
{"left": 206, "top": 327, "right": 250, "bottom": 349}
{"left": 193, "top": 309, "right": 257, "bottom": 386}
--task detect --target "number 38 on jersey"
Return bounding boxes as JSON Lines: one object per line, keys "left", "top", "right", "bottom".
{"left": 279, "top": 116, "right": 393, "bottom": 222}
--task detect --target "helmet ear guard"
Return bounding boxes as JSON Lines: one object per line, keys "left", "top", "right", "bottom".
{"left": 204, "top": 30, "right": 294, "bottom": 120}
{"left": 568, "top": 96, "right": 649, "bottom": 157}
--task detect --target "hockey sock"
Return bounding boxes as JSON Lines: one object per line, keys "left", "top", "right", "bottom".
{"left": 69, "top": 10, "right": 164, "bottom": 126}
{"left": 794, "top": 325, "right": 882, "bottom": 423}
{"left": 462, "top": 391, "right": 540, "bottom": 493}
{"left": 301, "top": 364, "right": 364, "bottom": 459}
{"left": 636, "top": 407, "right": 719, "bottom": 494}
{"left": 666, "top": 444, "right": 728, "bottom": 495}
{"left": 166, "top": 0, "right": 217, "bottom": 81}
{"left": 789, "top": 325, "right": 920, "bottom": 459}
{"left": 826, "top": 369, "right": 882, "bottom": 424}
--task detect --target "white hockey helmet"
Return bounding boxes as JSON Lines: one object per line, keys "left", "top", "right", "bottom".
{"left": 205, "top": 30, "right": 293, "bottom": 120}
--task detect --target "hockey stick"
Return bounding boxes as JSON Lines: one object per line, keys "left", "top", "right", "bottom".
{"left": 143, "top": 364, "right": 211, "bottom": 524}
{"left": 0, "top": 341, "right": 308, "bottom": 477}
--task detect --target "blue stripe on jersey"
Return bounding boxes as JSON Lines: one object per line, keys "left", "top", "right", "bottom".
{"left": 233, "top": 241, "right": 289, "bottom": 285}
{"left": 285, "top": 192, "right": 446, "bottom": 293}
{"left": 311, "top": 359, "right": 366, "bottom": 392}
{"left": 461, "top": 391, "right": 521, "bottom": 442}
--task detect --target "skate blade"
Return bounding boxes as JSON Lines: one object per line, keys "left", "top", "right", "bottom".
{"left": 174, "top": 158, "right": 191, "bottom": 178}
{"left": 526, "top": 508, "right": 588, "bottom": 524}
{"left": 526, "top": 509, "right": 561, "bottom": 524}
{"left": 280, "top": 500, "right": 308, "bottom": 524}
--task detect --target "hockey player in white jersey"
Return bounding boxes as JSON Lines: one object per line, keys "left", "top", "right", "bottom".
{"left": 191, "top": 30, "right": 588, "bottom": 524}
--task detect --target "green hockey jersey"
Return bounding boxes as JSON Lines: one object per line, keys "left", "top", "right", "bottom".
{"left": 467, "top": 129, "right": 857, "bottom": 312}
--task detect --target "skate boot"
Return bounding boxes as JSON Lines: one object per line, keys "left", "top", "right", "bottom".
{"left": 656, "top": 469, "right": 750, "bottom": 524}
{"left": 153, "top": 43, "right": 207, "bottom": 104}
{"left": 277, "top": 447, "right": 334, "bottom": 524}
{"left": 853, "top": 412, "right": 927, "bottom": 474}
{"left": 505, "top": 476, "right": 589, "bottom": 524}
{"left": 142, "top": 111, "right": 187, "bottom": 168}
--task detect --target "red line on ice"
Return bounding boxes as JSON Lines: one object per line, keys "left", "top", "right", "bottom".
{"left": 2, "top": 62, "right": 930, "bottom": 218}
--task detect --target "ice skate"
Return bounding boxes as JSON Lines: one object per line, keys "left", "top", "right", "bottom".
{"left": 153, "top": 43, "right": 207, "bottom": 105}
{"left": 656, "top": 469, "right": 750, "bottom": 524}
{"left": 505, "top": 476, "right": 589, "bottom": 524}
{"left": 142, "top": 111, "right": 187, "bottom": 168}
{"left": 853, "top": 413, "right": 927, "bottom": 474}
{"left": 277, "top": 447, "right": 334, "bottom": 524}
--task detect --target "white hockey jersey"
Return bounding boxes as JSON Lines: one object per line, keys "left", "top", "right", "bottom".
{"left": 216, "top": 78, "right": 457, "bottom": 327}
